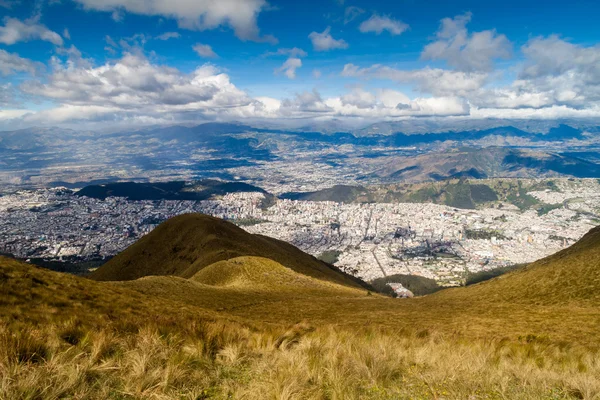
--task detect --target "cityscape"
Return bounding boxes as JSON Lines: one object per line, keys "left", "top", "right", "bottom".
{"left": 2, "top": 178, "right": 598, "bottom": 285}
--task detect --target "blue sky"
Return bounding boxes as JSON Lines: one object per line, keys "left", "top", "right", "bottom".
{"left": 1, "top": 0, "right": 600, "bottom": 130}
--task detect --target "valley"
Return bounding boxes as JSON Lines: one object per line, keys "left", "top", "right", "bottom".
{"left": 1, "top": 177, "right": 598, "bottom": 285}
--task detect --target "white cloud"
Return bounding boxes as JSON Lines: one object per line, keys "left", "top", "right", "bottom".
{"left": 63, "top": 28, "right": 70, "bottom": 40}
{"left": 359, "top": 14, "right": 408, "bottom": 36}
{"left": 341, "top": 63, "right": 488, "bottom": 97}
{"left": 344, "top": 6, "right": 364, "bottom": 24}
{"left": 376, "top": 88, "right": 411, "bottom": 108}
{"left": 467, "top": 36, "right": 600, "bottom": 111}
{"left": 520, "top": 35, "right": 600, "bottom": 83}
{"left": 0, "top": 49, "right": 41, "bottom": 76}
{"left": 73, "top": 0, "right": 276, "bottom": 43}
{"left": 280, "top": 90, "right": 333, "bottom": 115}
{"left": 421, "top": 12, "right": 511, "bottom": 72}
{"left": 192, "top": 43, "right": 218, "bottom": 58}
{"left": 309, "top": 27, "right": 348, "bottom": 51}
{"left": 341, "top": 88, "right": 377, "bottom": 109}
{"left": 275, "top": 57, "right": 302, "bottom": 79}
{"left": 155, "top": 31, "right": 180, "bottom": 40}
{"left": 0, "top": 16, "right": 63, "bottom": 46}
{"left": 20, "top": 53, "right": 252, "bottom": 119}
{"left": 328, "top": 87, "right": 469, "bottom": 117}
{"left": 0, "top": 108, "right": 30, "bottom": 120}
{"left": 312, "top": 69, "right": 322, "bottom": 79}
{"left": 264, "top": 47, "right": 307, "bottom": 58}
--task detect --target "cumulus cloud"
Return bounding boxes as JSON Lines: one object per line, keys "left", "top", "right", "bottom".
{"left": 192, "top": 43, "right": 218, "bottom": 58}
{"left": 155, "top": 31, "right": 180, "bottom": 41}
{"left": 20, "top": 53, "right": 253, "bottom": 122}
{"left": 421, "top": 12, "right": 511, "bottom": 72}
{"left": 466, "top": 36, "right": 600, "bottom": 111}
{"left": 280, "top": 90, "right": 334, "bottom": 115}
{"left": 275, "top": 57, "right": 302, "bottom": 79}
{"left": 73, "top": 0, "right": 276, "bottom": 43}
{"left": 309, "top": 27, "right": 348, "bottom": 51}
{"left": 359, "top": 14, "right": 409, "bottom": 36}
{"left": 341, "top": 63, "right": 488, "bottom": 97}
{"left": 0, "top": 16, "right": 63, "bottom": 46}
{"left": 329, "top": 87, "right": 469, "bottom": 117}
{"left": 520, "top": 35, "right": 600, "bottom": 81}
{"left": 0, "top": 49, "right": 41, "bottom": 76}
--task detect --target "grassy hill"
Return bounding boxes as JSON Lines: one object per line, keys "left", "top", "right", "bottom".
{"left": 91, "top": 213, "right": 369, "bottom": 290}
{"left": 3, "top": 217, "right": 600, "bottom": 398}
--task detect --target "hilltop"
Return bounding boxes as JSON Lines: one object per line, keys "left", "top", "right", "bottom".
{"left": 91, "top": 213, "right": 368, "bottom": 290}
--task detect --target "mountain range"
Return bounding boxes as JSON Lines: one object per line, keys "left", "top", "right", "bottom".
{"left": 2, "top": 121, "right": 600, "bottom": 191}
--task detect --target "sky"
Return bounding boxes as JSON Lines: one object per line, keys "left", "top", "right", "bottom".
{"left": 0, "top": 0, "right": 599, "bottom": 130}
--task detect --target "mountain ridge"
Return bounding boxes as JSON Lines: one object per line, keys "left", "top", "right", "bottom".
{"left": 90, "top": 213, "right": 370, "bottom": 290}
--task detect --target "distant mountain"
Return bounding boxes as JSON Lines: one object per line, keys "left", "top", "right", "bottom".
{"left": 91, "top": 213, "right": 370, "bottom": 290}
{"left": 76, "top": 179, "right": 270, "bottom": 201}
{"left": 280, "top": 185, "right": 369, "bottom": 202}
{"left": 375, "top": 147, "right": 600, "bottom": 182}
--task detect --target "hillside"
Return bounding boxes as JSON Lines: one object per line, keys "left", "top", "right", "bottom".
{"left": 76, "top": 179, "right": 269, "bottom": 201}
{"left": 279, "top": 177, "right": 578, "bottom": 211}
{"left": 438, "top": 225, "right": 600, "bottom": 305}
{"left": 3, "top": 219, "right": 600, "bottom": 398}
{"left": 280, "top": 185, "right": 369, "bottom": 202}
{"left": 375, "top": 147, "right": 600, "bottom": 182}
{"left": 91, "top": 213, "right": 368, "bottom": 290}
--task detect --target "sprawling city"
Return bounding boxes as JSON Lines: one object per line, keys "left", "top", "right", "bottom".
{"left": 2, "top": 177, "right": 598, "bottom": 285}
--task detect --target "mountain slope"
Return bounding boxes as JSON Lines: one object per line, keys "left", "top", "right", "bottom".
{"left": 91, "top": 213, "right": 368, "bottom": 289}
{"left": 436, "top": 225, "right": 600, "bottom": 305}
{"left": 375, "top": 147, "right": 600, "bottom": 182}
{"left": 76, "top": 179, "right": 269, "bottom": 201}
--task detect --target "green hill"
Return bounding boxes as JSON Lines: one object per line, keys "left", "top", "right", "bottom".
{"left": 91, "top": 213, "right": 369, "bottom": 290}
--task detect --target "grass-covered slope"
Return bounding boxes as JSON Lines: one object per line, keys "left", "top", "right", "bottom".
{"left": 4, "top": 222, "right": 600, "bottom": 398}
{"left": 441, "top": 225, "right": 600, "bottom": 305}
{"left": 191, "top": 256, "right": 362, "bottom": 294}
{"left": 91, "top": 213, "right": 368, "bottom": 290}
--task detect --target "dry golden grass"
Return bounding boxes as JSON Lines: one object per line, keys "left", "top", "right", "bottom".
{"left": 2, "top": 320, "right": 600, "bottom": 399}
{"left": 2, "top": 224, "right": 600, "bottom": 398}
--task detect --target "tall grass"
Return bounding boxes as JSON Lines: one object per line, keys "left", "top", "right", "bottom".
{"left": 2, "top": 320, "right": 599, "bottom": 399}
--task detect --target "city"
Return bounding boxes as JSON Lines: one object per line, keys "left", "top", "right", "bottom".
{"left": 1, "top": 178, "right": 598, "bottom": 285}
